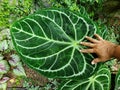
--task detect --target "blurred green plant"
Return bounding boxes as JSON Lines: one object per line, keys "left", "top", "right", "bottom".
{"left": 23, "top": 80, "right": 41, "bottom": 90}
{"left": 50, "top": 0, "right": 106, "bottom": 19}
{"left": 80, "top": 0, "right": 105, "bottom": 4}
{"left": 22, "top": 77, "right": 59, "bottom": 90}
{"left": 0, "top": 0, "right": 33, "bottom": 30}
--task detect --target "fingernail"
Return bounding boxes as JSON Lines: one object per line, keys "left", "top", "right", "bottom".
{"left": 79, "top": 50, "right": 83, "bottom": 52}
{"left": 85, "top": 36, "right": 88, "bottom": 38}
{"left": 80, "top": 42, "right": 83, "bottom": 44}
{"left": 91, "top": 61, "right": 95, "bottom": 65}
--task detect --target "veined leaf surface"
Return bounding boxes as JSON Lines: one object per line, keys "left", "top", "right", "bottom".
{"left": 115, "top": 69, "right": 120, "bottom": 90}
{"left": 10, "top": 9, "right": 98, "bottom": 78}
{"left": 59, "top": 65, "right": 111, "bottom": 90}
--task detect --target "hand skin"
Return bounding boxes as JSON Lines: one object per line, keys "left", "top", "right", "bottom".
{"left": 80, "top": 34, "right": 120, "bottom": 65}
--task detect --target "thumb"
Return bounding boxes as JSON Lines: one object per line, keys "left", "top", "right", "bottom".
{"left": 91, "top": 58, "right": 100, "bottom": 65}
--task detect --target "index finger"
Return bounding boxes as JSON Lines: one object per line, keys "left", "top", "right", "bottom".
{"left": 94, "top": 34, "right": 103, "bottom": 41}
{"left": 85, "top": 36, "right": 99, "bottom": 43}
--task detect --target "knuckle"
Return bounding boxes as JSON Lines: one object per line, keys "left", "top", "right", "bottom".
{"left": 93, "top": 48, "right": 98, "bottom": 53}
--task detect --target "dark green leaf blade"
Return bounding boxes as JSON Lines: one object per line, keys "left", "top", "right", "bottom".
{"left": 58, "top": 65, "right": 111, "bottom": 90}
{"left": 10, "top": 8, "right": 98, "bottom": 79}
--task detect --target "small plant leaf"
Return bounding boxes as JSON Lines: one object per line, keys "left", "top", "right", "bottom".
{"left": 0, "top": 77, "right": 9, "bottom": 84}
{"left": 13, "top": 62, "right": 26, "bottom": 77}
{"left": 0, "top": 40, "right": 8, "bottom": 51}
{"left": 0, "top": 60, "right": 10, "bottom": 74}
{"left": 0, "top": 83, "right": 7, "bottom": 90}
{"left": 0, "top": 29, "right": 11, "bottom": 40}
{"left": 8, "top": 40, "right": 14, "bottom": 50}
{"left": 9, "top": 54, "right": 20, "bottom": 66}
{"left": 0, "top": 54, "right": 4, "bottom": 60}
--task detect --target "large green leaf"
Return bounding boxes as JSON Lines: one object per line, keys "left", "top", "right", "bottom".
{"left": 10, "top": 8, "right": 99, "bottom": 79}
{"left": 59, "top": 65, "right": 111, "bottom": 90}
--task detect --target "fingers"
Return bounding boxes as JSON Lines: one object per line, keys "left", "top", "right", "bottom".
{"left": 80, "top": 42, "right": 95, "bottom": 47}
{"left": 80, "top": 49, "right": 94, "bottom": 53}
{"left": 91, "top": 58, "right": 100, "bottom": 64}
{"left": 85, "top": 36, "right": 98, "bottom": 43}
{"left": 85, "top": 34, "right": 103, "bottom": 43}
{"left": 94, "top": 34, "right": 103, "bottom": 41}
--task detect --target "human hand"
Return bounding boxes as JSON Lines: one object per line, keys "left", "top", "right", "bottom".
{"left": 80, "top": 34, "right": 117, "bottom": 64}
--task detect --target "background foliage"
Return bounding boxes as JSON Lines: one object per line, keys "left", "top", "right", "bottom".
{"left": 0, "top": 0, "right": 33, "bottom": 30}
